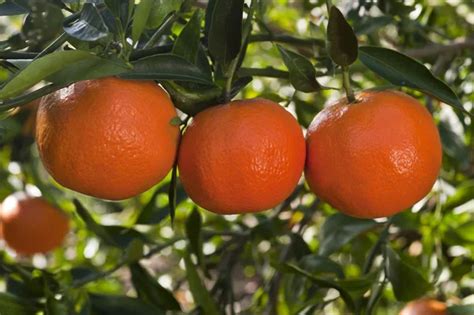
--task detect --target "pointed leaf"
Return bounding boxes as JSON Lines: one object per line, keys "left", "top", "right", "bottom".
{"left": 130, "top": 263, "right": 181, "bottom": 311}
{"left": 359, "top": 46, "right": 464, "bottom": 112}
{"left": 206, "top": 0, "right": 244, "bottom": 68}
{"left": 183, "top": 252, "right": 220, "bottom": 315}
{"left": 0, "top": 50, "right": 111, "bottom": 100}
{"left": 64, "top": 3, "right": 109, "bottom": 41}
{"left": 131, "top": 0, "right": 154, "bottom": 43}
{"left": 185, "top": 208, "right": 204, "bottom": 265}
{"left": 277, "top": 45, "right": 320, "bottom": 92}
{"left": 147, "top": 0, "right": 184, "bottom": 28}
{"left": 0, "top": 292, "right": 39, "bottom": 314}
{"left": 89, "top": 294, "right": 164, "bottom": 315}
{"left": 173, "top": 9, "right": 203, "bottom": 64}
{"left": 327, "top": 6, "right": 358, "bottom": 67}
{"left": 123, "top": 54, "right": 213, "bottom": 85}
{"left": 386, "top": 247, "right": 431, "bottom": 301}
{"left": 319, "top": 213, "right": 378, "bottom": 256}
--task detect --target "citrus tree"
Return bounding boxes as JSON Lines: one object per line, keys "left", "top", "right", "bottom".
{"left": 0, "top": 0, "right": 473, "bottom": 314}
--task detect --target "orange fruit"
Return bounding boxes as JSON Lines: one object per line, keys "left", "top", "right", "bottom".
{"left": 178, "top": 98, "right": 306, "bottom": 214}
{"left": 36, "top": 77, "right": 180, "bottom": 200}
{"left": 0, "top": 194, "right": 69, "bottom": 255}
{"left": 305, "top": 90, "right": 442, "bottom": 218}
{"left": 399, "top": 298, "right": 447, "bottom": 315}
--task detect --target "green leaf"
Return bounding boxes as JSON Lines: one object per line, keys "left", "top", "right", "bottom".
{"left": 130, "top": 263, "right": 181, "bottom": 311}
{"left": 64, "top": 3, "right": 109, "bottom": 41}
{"left": 173, "top": 9, "right": 203, "bottom": 64}
{"left": 448, "top": 304, "right": 474, "bottom": 315}
{"left": 443, "top": 180, "right": 474, "bottom": 212}
{"left": 147, "top": 0, "right": 183, "bottom": 28}
{"left": 135, "top": 186, "right": 170, "bottom": 225}
{"left": 73, "top": 199, "right": 117, "bottom": 246}
{"left": 47, "top": 57, "right": 129, "bottom": 86}
{"left": 183, "top": 252, "right": 220, "bottom": 315}
{"left": 326, "top": 6, "right": 358, "bottom": 67}
{"left": 453, "top": 221, "right": 474, "bottom": 243}
{"left": 386, "top": 247, "right": 431, "bottom": 301}
{"left": 298, "top": 255, "right": 345, "bottom": 279}
{"left": 277, "top": 45, "right": 321, "bottom": 92}
{"left": 0, "top": 292, "right": 39, "bottom": 315}
{"left": 206, "top": 0, "right": 244, "bottom": 68}
{"left": 132, "top": 0, "right": 154, "bottom": 43}
{"left": 123, "top": 54, "right": 213, "bottom": 85}
{"left": 0, "top": 50, "right": 109, "bottom": 100}
{"left": 124, "top": 239, "right": 145, "bottom": 263}
{"left": 359, "top": 46, "right": 464, "bottom": 112}
{"left": 318, "top": 213, "right": 378, "bottom": 256}
{"left": 89, "top": 294, "right": 164, "bottom": 315}
{"left": 282, "top": 263, "right": 356, "bottom": 312}
{"left": 185, "top": 208, "right": 204, "bottom": 266}
{"left": 45, "top": 296, "right": 69, "bottom": 315}
{"left": 168, "top": 163, "right": 178, "bottom": 224}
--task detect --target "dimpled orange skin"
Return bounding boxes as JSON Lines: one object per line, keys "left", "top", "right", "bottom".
{"left": 305, "top": 90, "right": 442, "bottom": 218}
{"left": 36, "top": 77, "right": 180, "bottom": 200}
{"left": 0, "top": 195, "right": 69, "bottom": 255}
{"left": 399, "top": 299, "right": 447, "bottom": 315}
{"left": 178, "top": 98, "right": 306, "bottom": 214}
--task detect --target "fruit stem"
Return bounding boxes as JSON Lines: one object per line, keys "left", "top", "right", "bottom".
{"left": 342, "top": 66, "right": 356, "bottom": 103}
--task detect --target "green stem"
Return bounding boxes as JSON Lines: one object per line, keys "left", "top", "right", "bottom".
{"left": 0, "top": 84, "right": 62, "bottom": 109}
{"left": 224, "top": 58, "right": 239, "bottom": 102}
{"left": 342, "top": 66, "right": 356, "bottom": 103}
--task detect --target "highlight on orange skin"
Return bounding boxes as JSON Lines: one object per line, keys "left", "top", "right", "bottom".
{"left": 0, "top": 193, "right": 69, "bottom": 255}
{"left": 305, "top": 90, "right": 442, "bottom": 218}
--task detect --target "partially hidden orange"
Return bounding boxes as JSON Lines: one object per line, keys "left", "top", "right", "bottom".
{"left": 305, "top": 90, "right": 442, "bottom": 218}
{"left": 178, "top": 98, "right": 306, "bottom": 214}
{"left": 36, "top": 77, "right": 180, "bottom": 200}
{"left": 399, "top": 298, "right": 447, "bottom": 315}
{"left": 0, "top": 194, "right": 69, "bottom": 255}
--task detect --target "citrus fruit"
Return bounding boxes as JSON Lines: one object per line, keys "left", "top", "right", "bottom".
{"left": 399, "top": 298, "right": 447, "bottom": 315}
{"left": 36, "top": 77, "right": 180, "bottom": 200}
{"left": 305, "top": 90, "right": 442, "bottom": 218}
{"left": 178, "top": 98, "right": 306, "bottom": 214}
{"left": 0, "top": 194, "right": 69, "bottom": 255}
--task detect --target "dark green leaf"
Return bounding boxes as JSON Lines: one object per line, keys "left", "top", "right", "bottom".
{"left": 183, "top": 252, "right": 220, "bottom": 315}
{"left": 0, "top": 292, "right": 39, "bottom": 314}
{"left": 453, "top": 221, "right": 474, "bottom": 243}
{"left": 64, "top": 3, "right": 109, "bottom": 41}
{"left": 207, "top": 0, "right": 244, "bottom": 68}
{"left": 282, "top": 263, "right": 356, "bottom": 312}
{"left": 0, "top": 2, "right": 29, "bottom": 16}
{"left": 89, "top": 294, "right": 164, "bottom": 315}
{"left": 327, "top": 6, "right": 358, "bottom": 67}
{"left": 47, "top": 57, "right": 129, "bottom": 86}
{"left": 185, "top": 208, "right": 204, "bottom": 265}
{"left": 448, "top": 304, "right": 474, "bottom": 315}
{"left": 173, "top": 9, "right": 203, "bottom": 64}
{"left": 277, "top": 45, "right": 320, "bottom": 92}
{"left": 319, "top": 213, "right": 377, "bottom": 256}
{"left": 130, "top": 263, "right": 181, "bottom": 311}
{"left": 359, "top": 46, "right": 464, "bottom": 112}
{"left": 45, "top": 296, "right": 69, "bottom": 315}
{"left": 0, "top": 50, "right": 118, "bottom": 100}
{"left": 123, "top": 54, "right": 213, "bottom": 85}
{"left": 386, "top": 247, "right": 431, "bottom": 301}
{"left": 354, "top": 16, "right": 393, "bottom": 35}
{"left": 131, "top": 0, "right": 154, "bottom": 43}
{"left": 146, "top": 0, "right": 183, "bottom": 28}
{"left": 168, "top": 162, "right": 178, "bottom": 224}
{"left": 298, "top": 255, "right": 345, "bottom": 279}
{"left": 73, "top": 199, "right": 117, "bottom": 246}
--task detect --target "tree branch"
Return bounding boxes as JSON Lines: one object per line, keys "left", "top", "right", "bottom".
{"left": 404, "top": 38, "right": 474, "bottom": 58}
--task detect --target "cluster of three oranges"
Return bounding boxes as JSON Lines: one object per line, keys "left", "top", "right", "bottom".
{"left": 33, "top": 77, "right": 442, "bottom": 219}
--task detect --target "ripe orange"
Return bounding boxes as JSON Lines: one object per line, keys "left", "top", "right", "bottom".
{"left": 399, "top": 298, "right": 447, "bottom": 315}
{"left": 36, "top": 77, "right": 180, "bottom": 200}
{"left": 0, "top": 194, "right": 69, "bottom": 255}
{"left": 305, "top": 90, "right": 442, "bottom": 218}
{"left": 178, "top": 98, "right": 306, "bottom": 214}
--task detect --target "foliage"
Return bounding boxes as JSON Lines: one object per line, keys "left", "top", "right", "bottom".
{"left": 0, "top": 0, "right": 473, "bottom": 314}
